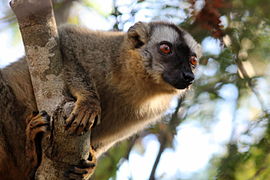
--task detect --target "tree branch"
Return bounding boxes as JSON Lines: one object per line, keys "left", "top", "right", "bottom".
{"left": 149, "top": 96, "right": 186, "bottom": 180}
{"left": 149, "top": 133, "right": 166, "bottom": 180}
{"left": 10, "top": 0, "right": 90, "bottom": 179}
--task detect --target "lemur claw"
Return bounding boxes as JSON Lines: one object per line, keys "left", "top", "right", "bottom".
{"left": 25, "top": 110, "right": 51, "bottom": 176}
{"left": 65, "top": 148, "right": 96, "bottom": 180}
{"left": 65, "top": 98, "right": 101, "bottom": 135}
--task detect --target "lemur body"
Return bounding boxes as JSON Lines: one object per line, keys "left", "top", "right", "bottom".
{"left": 0, "top": 22, "right": 201, "bottom": 179}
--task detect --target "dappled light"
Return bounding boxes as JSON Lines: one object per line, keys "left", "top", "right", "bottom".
{"left": 0, "top": 0, "right": 270, "bottom": 179}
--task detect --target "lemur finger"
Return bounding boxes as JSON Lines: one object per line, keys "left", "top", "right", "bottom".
{"left": 29, "top": 120, "right": 50, "bottom": 129}
{"left": 84, "top": 113, "right": 95, "bottom": 132}
{"left": 72, "top": 167, "right": 88, "bottom": 175}
{"left": 80, "top": 113, "right": 91, "bottom": 128}
{"left": 80, "top": 159, "right": 96, "bottom": 168}
{"left": 30, "top": 126, "right": 49, "bottom": 135}
{"left": 88, "top": 112, "right": 97, "bottom": 130}
{"left": 69, "top": 111, "right": 86, "bottom": 135}
{"left": 65, "top": 113, "right": 76, "bottom": 129}
{"left": 77, "top": 113, "right": 91, "bottom": 135}
{"left": 66, "top": 172, "right": 83, "bottom": 180}
{"left": 67, "top": 160, "right": 96, "bottom": 180}
{"left": 95, "top": 114, "right": 101, "bottom": 125}
{"left": 27, "top": 111, "right": 50, "bottom": 131}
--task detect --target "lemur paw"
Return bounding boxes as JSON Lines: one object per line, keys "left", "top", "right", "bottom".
{"left": 25, "top": 111, "right": 51, "bottom": 171}
{"left": 26, "top": 111, "right": 51, "bottom": 143}
{"left": 65, "top": 97, "right": 101, "bottom": 135}
{"left": 65, "top": 149, "right": 96, "bottom": 180}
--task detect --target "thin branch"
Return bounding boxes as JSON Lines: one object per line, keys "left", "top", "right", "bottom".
{"left": 229, "top": 95, "right": 240, "bottom": 142}
{"left": 149, "top": 96, "right": 186, "bottom": 180}
{"left": 169, "top": 96, "right": 185, "bottom": 134}
{"left": 149, "top": 134, "right": 167, "bottom": 180}
{"left": 124, "top": 136, "right": 138, "bottom": 160}
{"left": 235, "top": 57, "right": 268, "bottom": 114}
{"left": 248, "top": 166, "right": 267, "bottom": 180}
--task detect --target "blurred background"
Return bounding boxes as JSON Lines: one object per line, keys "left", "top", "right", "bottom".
{"left": 1, "top": 0, "right": 270, "bottom": 179}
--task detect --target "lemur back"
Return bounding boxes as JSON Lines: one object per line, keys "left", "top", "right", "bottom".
{"left": 0, "top": 21, "right": 201, "bottom": 179}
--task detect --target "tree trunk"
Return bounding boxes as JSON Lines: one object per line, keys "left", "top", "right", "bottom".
{"left": 10, "top": 0, "right": 91, "bottom": 179}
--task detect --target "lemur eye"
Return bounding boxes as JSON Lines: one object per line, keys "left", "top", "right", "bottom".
{"left": 159, "top": 43, "right": 172, "bottom": 55}
{"left": 189, "top": 55, "right": 198, "bottom": 67}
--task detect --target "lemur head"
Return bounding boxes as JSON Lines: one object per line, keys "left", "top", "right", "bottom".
{"left": 127, "top": 21, "right": 202, "bottom": 91}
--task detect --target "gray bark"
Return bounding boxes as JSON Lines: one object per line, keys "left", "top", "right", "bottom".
{"left": 10, "top": 0, "right": 90, "bottom": 179}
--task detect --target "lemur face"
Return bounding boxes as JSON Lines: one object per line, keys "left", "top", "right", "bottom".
{"left": 146, "top": 22, "right": 201, "bottom": 89}
{"left": 128, "top": 22, "right": 202, "bottom": 90}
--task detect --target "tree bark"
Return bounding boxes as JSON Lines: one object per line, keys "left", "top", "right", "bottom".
{"left": 10, "top": 0, "right": 91, "bottom": 179}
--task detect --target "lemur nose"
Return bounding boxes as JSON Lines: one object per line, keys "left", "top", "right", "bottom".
{"left": 183, "top": 72, "right": 194, "bottom": 83}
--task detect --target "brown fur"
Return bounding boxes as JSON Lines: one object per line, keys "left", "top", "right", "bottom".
{"left": 0, "top": 64, "right": 35, "bottom": 179}
{"left": 0, "top": 22, "right": 201, "bottom": 179}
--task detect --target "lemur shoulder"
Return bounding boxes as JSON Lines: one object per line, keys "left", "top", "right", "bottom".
{"left": 0, "top": 21, "right": 201, "bottom": 179}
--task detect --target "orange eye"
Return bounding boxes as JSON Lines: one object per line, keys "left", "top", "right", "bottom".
{"left": 189, "top": 56, "right": 198, "bottom": 67}
{"left": 159, "top": 43, "right": 171, "bottom": 54}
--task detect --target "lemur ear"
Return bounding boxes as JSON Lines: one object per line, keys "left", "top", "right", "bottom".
{"left": 127, "top": 22, "right": 150, "bottom": 48}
